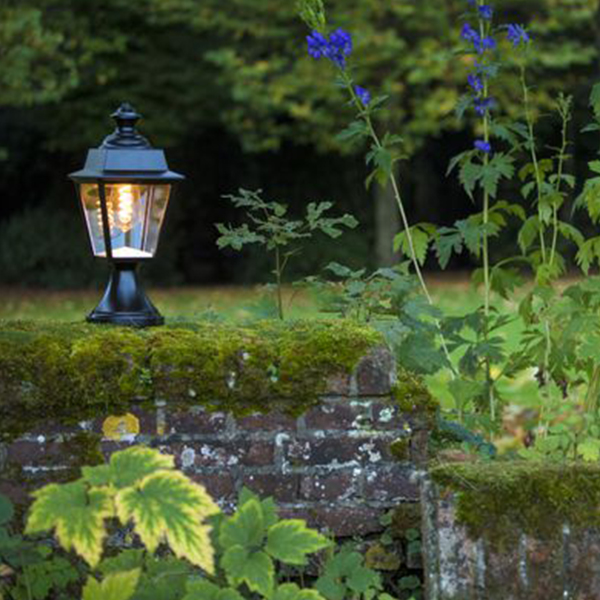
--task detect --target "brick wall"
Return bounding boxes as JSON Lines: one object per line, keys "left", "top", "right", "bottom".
{"left": 0, "top": 346, "right": 427, "bottom": 538}
{"left": 421, "top": 477, "right": 600, "bottom": 600}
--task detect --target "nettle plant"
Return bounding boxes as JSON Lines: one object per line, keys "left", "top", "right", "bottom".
{"left": 216, "top": 189, "right": 357, "bottom": 320}
{"left": 0, "top": 447, "right": 398, "bottom": 600}
{"left": 299, "top": 0, "right": 600, "bottom": 456}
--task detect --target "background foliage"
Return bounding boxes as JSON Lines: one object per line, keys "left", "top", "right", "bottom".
{"left": 1, "top": 0, "right": 599, "bottom": 287}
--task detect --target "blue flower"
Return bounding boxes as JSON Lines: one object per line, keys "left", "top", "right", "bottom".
{"left": 474, "top": 97, "right": 494, "bottom": 115}
{"left": 468, "top": 74, "right": 484, "bottom": 93}
{"left": 306, "top": 28, "right": 353, "bottom": 69}
{"left": 479, "top": 36, "right": 497, "bottom": 54}
{"left": 326, "top": 28, "right": 353, "bottom": 68}
{"left": 478, "top": 5, "right": 493, "bottom": 20}
{"left": 354, "top": 85, "right": 371, "bottom": 106}
{"left": 307, "top": 31, "right": 329, "bottom": 59}
{"left": 461, "top": 23, "right": 480, "bottom": 43}
{"left": 507, "top": 24, "right": 530, "bottom": 47}
{"left": 474, "top": 140, "right": 492, "bottom": 153}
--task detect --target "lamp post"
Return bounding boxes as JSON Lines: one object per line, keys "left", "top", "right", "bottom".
{"left": 69, "top": 103, "right": 184, "bottom": 326}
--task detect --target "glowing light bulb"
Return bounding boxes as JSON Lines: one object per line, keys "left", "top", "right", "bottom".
{"left": 117, "top": 184, "right": 134, "bottom": 232}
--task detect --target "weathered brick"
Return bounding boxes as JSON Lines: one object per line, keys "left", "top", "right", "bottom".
{"left": 356, "top": 347, "right": 394, "bottom": 396}
{"left": 235, "top": 412, "right": 297, "bottom": 432}
{"left": 167, "top": 407, "right": 228, "bottom": 436}
{"left": 524, "top": 536, "right": 565, "bottom": 600}
{"left": 363, "top": 466, "right": 419, "bottom": 502}
{"left": 300, "top": 471, "right": 358, "bottom": 502}
{"left": 241, "top": 473, "right": 299, "bottom": 502}
{"left": 285, "top": 437, "right": 394, "bottom": 467}
{"left": 279, "top": 505, "right": 384, "bottom": 537}
{"left": 186, "top": 440, "right": 275, "bottom": 468}
{"left": 370, "top": 402, "right": 402, "bottom": 430}
{"left": 190, "top": 472, "right": 236, "bottom": 500}
{"left": 566, "top": 528, "right": 600, "bottom": 595}
{"left": 7, "top": 440, "right": 69, "bottom": 467}
{"left": 304, "top": 400, "right": 370, "bottom": 431}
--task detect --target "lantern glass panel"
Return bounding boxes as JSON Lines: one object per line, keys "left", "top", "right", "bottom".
{"left": 79, "top": 183, "right": 171, "bottom": 259}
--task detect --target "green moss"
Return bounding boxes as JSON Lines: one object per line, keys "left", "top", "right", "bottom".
{"left": 392, "top": 369, "right": 438, "bottom": 423}
{"left": 0, "top": 318, "right": 383, "bottom": 439}
{"left": 430, "top": 460, "right": 600, "bottom": 548}
{"left": 389, "top": 437, "right": 410, "bottom": 461}
{"left": 391, "top": 503, "right": 421, "bottom": 536}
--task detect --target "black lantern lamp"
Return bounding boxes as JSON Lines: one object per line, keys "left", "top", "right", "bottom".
{"left": 69, "top": 103, "right": 184, "bottom": 326}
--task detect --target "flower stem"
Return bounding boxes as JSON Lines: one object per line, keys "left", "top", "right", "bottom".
{"left": 340, "top": 71, "right": 457, "bottom": 375}
{"left": 479, "top": 4, "right": 495, "bottom": 421}
{"left": 520, "top": 61, "right": 547, "bottom": 266}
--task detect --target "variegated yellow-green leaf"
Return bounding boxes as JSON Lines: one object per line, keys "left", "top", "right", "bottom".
{"left": 183, "top": 579, "right": 245, "bottom": 600}
{"left": 266, "top": 520, "right": 331, "bottom": 565}
{"left": 115, "top": 470, "right": 219, "bottom": 572}
{"left": 25, "top": 481, "right": 113, "bottom": 567}
{"left": 83, "top": 446, "right": 174, "bottom": 489}
{"left": 272, "top": 583, "right": 325, "bottom": 600}
{"left": 82, "top": 569, "right": 141, "bottom": 600}
{"left": 221, "top": 545, "right": 274, "bottom": 597}
{"left": 219, "top": 498, "right": 265, "bottom": 550}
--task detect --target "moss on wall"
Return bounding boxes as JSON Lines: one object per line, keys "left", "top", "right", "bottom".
{"left": 0, "top": 319, "right": 383, "bottom": 438}
{"left": 430, "top": 460, "right": 600, "bottom": 548}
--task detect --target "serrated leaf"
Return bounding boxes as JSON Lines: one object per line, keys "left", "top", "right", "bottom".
{"left": 238, "top": 487, "right": 279, "bottom": 528}
{"left": 266, "top": 519, "right": 330, "bottom": 565}
{"left": 219, "top": 498, "right": 265, "bottom": 550}
{"left": 336, "top": 120, "right": 369, "bottom": 143}
{"left": 459, "top": 160, "right": 482, "bottom": 200}
{"left": 435, "top": 227, "right": 462, "bottom": 269}
{"left": 82, "top": 569, "right": 141, "bottom": 600}
{"left": 393, "top": 225, "right": 431, "bottom": 266}
{"left": 82, "top": 447, "right": 174, "bottom": 489}
{"left": 26, "top": 481, "right": 113, "bottom": 568}
{"left": 116, "top": 471, "right": 219, "bottom": 572}
{"left": 221, "top": 546, "right": 274, "bottom": 597}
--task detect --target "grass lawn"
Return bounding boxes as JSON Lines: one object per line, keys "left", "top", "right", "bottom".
{"left": 0, "top": 274, "right": 547, "bottom": 408}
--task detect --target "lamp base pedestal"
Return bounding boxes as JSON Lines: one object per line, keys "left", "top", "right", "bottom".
{"left": 87, "top": 262, "right": 164, "bottom": 327}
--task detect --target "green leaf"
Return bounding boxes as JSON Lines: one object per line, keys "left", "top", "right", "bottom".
{"left": 393, "top": 224, "right": 433, "bottom": 266}
{"left": 272, "top": 583, "right": 325, "bottom": 600}
{"left": 116, "top": 470, "right": 219, "bottom": 572}
{"left": 238, "top": 488, "right": 279, "bottom": 528}
{"left": 82, "top": 446, "right": 174, "bottom": 489}
{"left": 518, "top": 216, "right": 540, "bottom": 254}
{"left": 26, "top": 481, "right": 114, "bottom": 567}
{"left": 219, "top": 498, "right": 266, "bottom": 550}
{"left": 266, "top": 519, "right": 330, "bottom": 565}
{"left": 336, "top": 120, "right": 369, "bottom": 143}
{"left": 82, "top": 569, "right": 141, "bottom": 600}
{"left": 480, "top": 153, "right": 515, "bottom": 199}
{"left": 221, "top": 546, "right": 274, "bottom": 597}
{"left": 434, "top": 227, "right": 462, "bottom": 269}
{"left": 183, "top": 579, "right": 245, "bottom": 600}
{"left": 558, "top": 222, "right": 584, "bottom": 249}
{"left": 459, "top": 159, "right": 482, "bottom": 200}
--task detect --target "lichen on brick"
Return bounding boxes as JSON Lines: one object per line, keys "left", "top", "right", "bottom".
{"left": 430, "top": 460, "right": 600, "bottom": 549}
{"left": 0, "top": 318, "right": 383, "bottom": 439}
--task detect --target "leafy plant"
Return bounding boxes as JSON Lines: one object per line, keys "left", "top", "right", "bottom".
{"left": 15, "top": 447, "right": 393, "bottom": 600}
{"left": 0, "top": 493, "right": 80, "bottom": 600}
{"left": 217, "top": 189, "right": 357, "bottom": 319}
